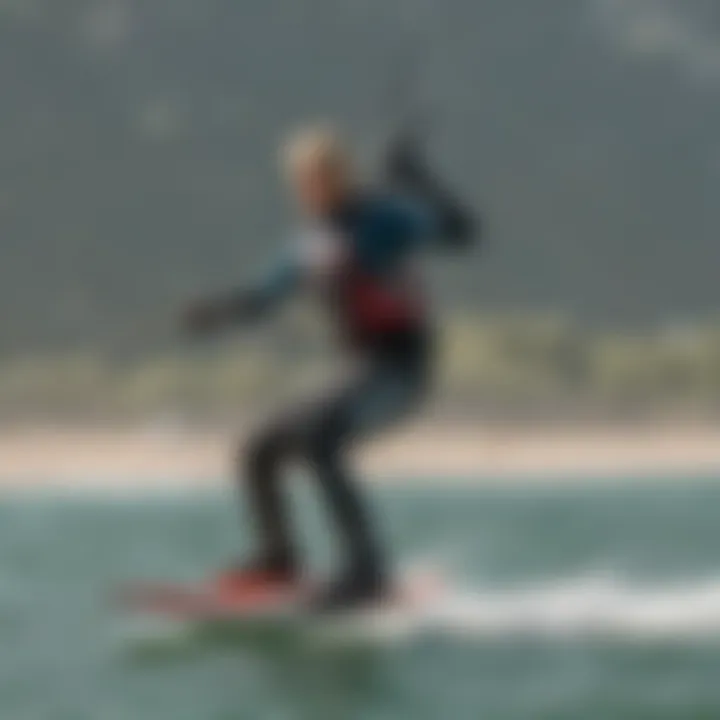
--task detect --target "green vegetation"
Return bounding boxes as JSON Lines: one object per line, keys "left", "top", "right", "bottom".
{"left": 2, "top": 315, "right": 720, "bottom": 422}
{"left": 0, "top": 2, "right": 717, "bottom": 421}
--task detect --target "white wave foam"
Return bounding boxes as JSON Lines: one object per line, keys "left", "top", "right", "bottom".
{"left": 432, "top": 574, "right": 720, "bottom": 640}
{"left": 322, "top": 571, "right": 720, "bottom": 644}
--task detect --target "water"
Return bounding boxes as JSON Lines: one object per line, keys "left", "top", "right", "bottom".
{"left": 3, "top": 478, "right": 720, "bottom": 719}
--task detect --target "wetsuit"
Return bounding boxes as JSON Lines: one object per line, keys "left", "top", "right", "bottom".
{"left": 189, "top": 150, "right": 476, "bottom": 607}
{"left": 243, "top": 194, "right": 436, "bottom": 591}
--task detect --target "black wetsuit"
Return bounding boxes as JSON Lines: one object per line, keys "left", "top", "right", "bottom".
{"left": 191, "top": 158, "right": 476, "bottom": 605}
{"left": 242, "top": 193, "right": 436, "bottom": 591}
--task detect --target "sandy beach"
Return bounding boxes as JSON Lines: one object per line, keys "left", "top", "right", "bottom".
{"left": 1, "top": 423, "right": 720, "bottom": 490}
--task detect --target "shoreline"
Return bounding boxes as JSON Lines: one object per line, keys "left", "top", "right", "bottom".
{"left": 1, "top": 423, "right": 720, "bottom": 490}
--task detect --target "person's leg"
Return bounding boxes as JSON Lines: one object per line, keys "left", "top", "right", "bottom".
{"left": 302, "top": 362, "right": 426, "bottom": 607}
{"left": 305, "top": 413, "right": 384, "bottom": 585}
{"left": 231, "top": 390, "right": 360, "bottom": 580}
{"left": 228, "top": 357, "right": 426, "bottom": 603}
{"left": 240, "top": 421, "right": 298, "bottom": 577}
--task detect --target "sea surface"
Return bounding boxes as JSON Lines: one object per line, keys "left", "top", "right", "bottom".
{"left": 3, "top": 477, "right": 720, "bottom": 719}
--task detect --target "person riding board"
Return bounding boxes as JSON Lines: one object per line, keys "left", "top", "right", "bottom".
{"left": 183, "top": 125, "right": 478, "bottom": 611}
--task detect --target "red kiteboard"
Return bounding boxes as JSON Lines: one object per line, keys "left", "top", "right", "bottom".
{"left": 119, "top": 572, "right": 310, "bottom": 622}
{"left": 119, "top": 568, "right": 445, "bottom": 623}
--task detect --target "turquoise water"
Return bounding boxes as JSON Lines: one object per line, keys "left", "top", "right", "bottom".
{"left": 4, "top": 479, "right": 720, "bottom": 719}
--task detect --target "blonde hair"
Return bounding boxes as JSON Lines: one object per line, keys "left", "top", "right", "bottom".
{"left": 282, "top": 124, "right": 352, "bottom": 181}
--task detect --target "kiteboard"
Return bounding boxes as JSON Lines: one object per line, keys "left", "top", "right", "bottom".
{"left": 118, "top": 565, "right": 446, "bottom": 633}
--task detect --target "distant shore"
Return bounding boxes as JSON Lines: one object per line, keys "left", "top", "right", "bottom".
{"left": 1, "top": 423, "right": 720, "bottom": 490}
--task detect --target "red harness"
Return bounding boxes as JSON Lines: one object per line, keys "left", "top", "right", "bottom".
{"left": 342, "top": 268, "right": 426, "bottom": 340}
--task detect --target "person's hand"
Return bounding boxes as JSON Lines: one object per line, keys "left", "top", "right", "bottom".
{"left": 181, "top": 298, "right": 227, "bottom": 337}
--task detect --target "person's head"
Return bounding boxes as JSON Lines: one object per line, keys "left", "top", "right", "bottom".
{"left": 282, "top": 125, "right": 354, "bottom": 216}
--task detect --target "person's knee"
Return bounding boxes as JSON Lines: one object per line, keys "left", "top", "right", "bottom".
{"left": 243, "top": 430, "right": 286, "bottom": 481}
{"left": 304, "top": 420, "right": 344, "bottom": 470}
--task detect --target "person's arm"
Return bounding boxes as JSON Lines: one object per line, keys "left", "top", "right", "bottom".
{"left": 182, "top": 255, "right": 300, "bottom": 337}
{"left": 384, "top": 132, "right": 479, "bottom": 250}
